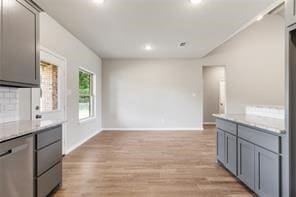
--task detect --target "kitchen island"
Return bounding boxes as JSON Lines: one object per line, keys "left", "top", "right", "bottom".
{"left": 213, "top": 114, "right": 288, "bottom": 197}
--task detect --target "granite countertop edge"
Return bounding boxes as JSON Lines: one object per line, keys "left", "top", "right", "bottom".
{"left": 213, "top": 114, "right": 286, "bottom": 134}
{"left": 0, "top": 119, "right": 66, "bottom": 143}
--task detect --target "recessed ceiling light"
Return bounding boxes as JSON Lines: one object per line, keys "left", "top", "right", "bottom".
{"left": 256, "top": 15, "right": 263, "bottom": 21}
{"left": 93, "top": 0, "right": 104, "bottom": 5}
{"left": 144, "top": 44, "right": 153, "bottom": 51}
{"left": 190, "top": 0, "right": 202, "bottom": 5}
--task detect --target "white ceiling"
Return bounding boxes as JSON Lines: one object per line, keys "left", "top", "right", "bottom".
{"left": 35, "top": 0, "right": 279, "bottom": 59}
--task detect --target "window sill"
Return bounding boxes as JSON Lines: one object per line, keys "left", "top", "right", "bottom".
{"left": 79, "top": 116, "right": 96, "bottom": 124}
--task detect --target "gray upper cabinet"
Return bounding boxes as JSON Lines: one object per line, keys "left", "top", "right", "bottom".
{"left": 287, "top": 0, "right": 296, "bottom": 27}
{"left": 217, "top": 129, "right": 225, "bottom": 164}
{"left": 225, "top": 133, "right": 237, "bottom": 175}
{"left": 238, "top": 138, "right": 255, "bottom": 190}
{"left": 0, "top": 0, "right": 40, "bottom": 87}
{"left": 255, "top": 146, "right": 280, "bottom": 197}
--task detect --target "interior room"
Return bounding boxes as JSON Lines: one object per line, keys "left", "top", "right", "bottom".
{"left": 1, "top": 0, "right": 295, "bottom": 196}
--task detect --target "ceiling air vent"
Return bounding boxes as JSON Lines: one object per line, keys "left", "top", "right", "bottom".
{"left": 179, "top": 42, "right": 187, "bottom": 47}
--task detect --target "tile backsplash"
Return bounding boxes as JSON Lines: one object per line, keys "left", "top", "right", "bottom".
{"left": 0, "top": 87, "right": 19, "bottom": 123}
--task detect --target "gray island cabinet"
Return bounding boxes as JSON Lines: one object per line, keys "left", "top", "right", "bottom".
{"left": 215, "top": 117, "right": 286, "bottom": 197}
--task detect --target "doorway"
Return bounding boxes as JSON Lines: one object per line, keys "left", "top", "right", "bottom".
{"left": 31, "top": 47, "right": 67, "bottom": 153}
{"left": 202, "top": 66, "right": 226, "bottom": 125}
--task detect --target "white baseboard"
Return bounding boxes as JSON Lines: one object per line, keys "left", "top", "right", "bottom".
{"left": 65, "top": 129, "right": 103, "bottom": 155}
{"left": 203, "top": 122, "right": 216, "bottom": 125}
{"left": 102, "top": 128, "right": 204, "bottom": 131}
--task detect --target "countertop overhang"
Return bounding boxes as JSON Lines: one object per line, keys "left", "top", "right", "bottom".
{"left": 0, "top": 119, "right": 65, "bottom": 143}
{"left": 213, "top": 114, "right": 285, "bottom": 134}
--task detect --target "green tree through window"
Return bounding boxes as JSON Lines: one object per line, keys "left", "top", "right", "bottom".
{"left": 79, "top": 69, "right": 94, "bottom": 120}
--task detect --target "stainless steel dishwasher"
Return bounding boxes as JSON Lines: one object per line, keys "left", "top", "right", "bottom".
{"left": 0, "top": 135, "right": 34, "bottom": 197}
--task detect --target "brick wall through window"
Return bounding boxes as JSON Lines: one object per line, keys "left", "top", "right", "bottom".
{"left": 40, "top": 61, "right": 58, "bottom": 112}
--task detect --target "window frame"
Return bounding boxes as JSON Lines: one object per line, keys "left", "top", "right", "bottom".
{"left": 78, "top": 67, "right": 96, "bottom": 122}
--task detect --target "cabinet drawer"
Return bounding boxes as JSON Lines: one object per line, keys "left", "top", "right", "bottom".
{"left": 37, "top": 140, "right": 62, "bottom": 176}
{"left": 36, "top": 125, "right": 62, "bottom": 149}
{"left": 216, "top": 119, "right": 237, "bottom": 135}
{"left": 37, "top": 162, "right": 62, "bottom": 197}
{"left": 238, "top": 125, "right": 280, "bottom": 153}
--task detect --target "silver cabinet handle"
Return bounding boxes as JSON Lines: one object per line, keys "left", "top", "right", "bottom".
{"left": 0, "top": 149, "right": 12, "bottom": 158}
{"left": 0, "top": 144, "right": 28, "bottom": 159}
{"left": 35, "top": 114, "right": 42, "bottom": 119}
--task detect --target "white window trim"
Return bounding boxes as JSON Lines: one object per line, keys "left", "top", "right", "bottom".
{"left": 78, "top": 67, "right": 96, "bottom": 123}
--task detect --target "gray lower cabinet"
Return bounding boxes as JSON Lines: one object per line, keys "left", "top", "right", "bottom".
{"left": 237, "top": 138, "right": 255, "bottom": 190}
{"left": 255, "top": 146, "right": 280, "bottom": 197}
{"left": 216, "top": 118, "right": 284, "bottom": 196}
{"left": 225, "top": 133, "right": 237, "bottom": 175}
{"left": 0, "top": 0, "right": 40, "bottom": 87}
{"left": 217, "top": 129, "right": 225, "bottom": 164}
{"left": 35, "top": 125, "right": 63, "bottom": 197}
{"left": 37, "top": 140, "right": 62, "bottom": 176}
{"left": 37, "top": 162, "right": 62, "bottom": 197}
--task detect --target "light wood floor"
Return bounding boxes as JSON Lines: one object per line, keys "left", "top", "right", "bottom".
{"left": 54, "top": 126, "right": 254, "bottom": 197}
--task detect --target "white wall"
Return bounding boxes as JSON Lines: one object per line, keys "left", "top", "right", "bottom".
{"left": 201, "top": 14, "right": 285, "bottom": 114}
{"left": 203, "top": 66, "right": 225, "bottom": 123}
{"left": 40, "top": 13, "right": 102, "bottom": 152}
{"left": 102, "top": 59, "right": 203, "bottom": 129}
{"left": 102, "top": 14, "right": 285, "bottom": 129}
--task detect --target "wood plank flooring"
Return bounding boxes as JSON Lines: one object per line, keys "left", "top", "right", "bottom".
{"left": 54, "top": 126, "right": 254, "bottom": 197}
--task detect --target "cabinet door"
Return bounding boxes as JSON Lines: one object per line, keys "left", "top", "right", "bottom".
{"left": 1, "top": 0, "right": 39, "bottom": 86}
{"left": 225, "top": 133, "right": 237, "bottom": 175}
{"left": 217, "top": 129, "right": 225, "bottom": 164}
{"left": 238, "top": 138, "right": 255, "bottom": 190}
{"left": 287, "top": 0, "right": 296, "bottom": 27}
{"left": 255, "top": 146, "right": 280, "bottom": 197}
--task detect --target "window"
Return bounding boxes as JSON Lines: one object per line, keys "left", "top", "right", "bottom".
{"left": 79, "top": 69, "right": 95, "bottom": 120}
{"left": 40, "top": 61, "right": 59, "bottom": 112}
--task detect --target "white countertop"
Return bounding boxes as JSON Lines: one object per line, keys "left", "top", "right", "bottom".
{"left": 213, "top": 114, "right": 285, "bottom": 134}
{"left": 0, "top": 119, "right": 65, "bottom": 143}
